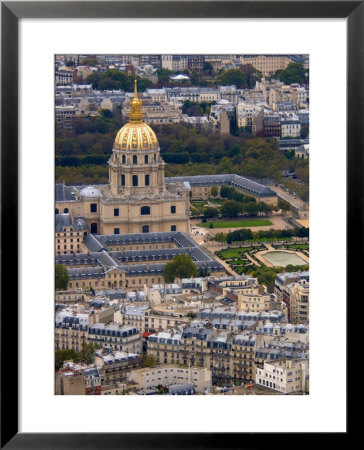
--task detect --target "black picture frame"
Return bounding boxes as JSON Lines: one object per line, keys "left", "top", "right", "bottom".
{"left": 1, "top": 1, "right": 357, "bottom": 448}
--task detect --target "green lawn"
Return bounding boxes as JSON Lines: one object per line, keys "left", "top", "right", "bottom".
{"left": 216, "top": 247, "right": 256, "bottom": 259}
{"left": 197, "top": 218, "right": 273, "bottom": 228}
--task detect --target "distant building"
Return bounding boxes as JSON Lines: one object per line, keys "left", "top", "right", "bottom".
{"left": 95, "top": 350, "right": 141, "bottom": 388}
{"left": 263, "top": 113, "right": 281, "bottom": 138}
{"left": 284, "top": 279, "right": 309, "bottom": 324}
{"left": 127, "top": 365, "right": 212, "bottom": 393}
{"left": 256, "top": 359, "right": 308, "bottom": 394}
{"left": 55, "top": 105, "right": 77, "bottom": 128}
{"left": 281, "top": 120, "right": 301, "bottom": 138}
{"left": 56, "top": 67, "right": 75, "bottom": 85}
{"left": 55, "top": 361, "right": 101, "bottom": 395}
{"left": 88, "top": 323, "right": 142, "bottom": 353}
{"left": 236, "top": 101, "right": 264, "bottom": 135}
{"left": 240, "top": 55, "right": 292, "bottom": 77}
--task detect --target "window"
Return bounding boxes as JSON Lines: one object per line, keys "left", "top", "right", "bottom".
{"left": 121, "top": 175, "right": 125, "bottom": 186}
{"left": 171, "top": 225, "right": 176, "bottom": 231}
{"left": 133, "top": 155, "right": 137, "bottom": 164}
{"left": 55, "top": 209, "right": 59, "bottom": 214}
{"left": 122, "top": 155, "right": 126, "bottom": 164}
{"left": 171, "top": 205, "right": 176, "bottom": 214}
{"left": 114, "top": 208, "right": 119, "bottom": 217}
{"left": 144, "top": 155, "right": 148, "bottom": 164}
{"left": 141, "top": 206, "right": 150, "bottom": 215}
{"left": 91, "top": 223, "right": 98, "bottom": 234}
{"left": 142, "top": 225, "right": 149, "bottom": 233}
{"left": 90, "top": 203, "right": 97, "bottom": 213}
{"left": 132, "top": 175, "right": 138, "bottom": 187}
{"left": 114, "top": 228, "right": 120, "bottom": 235}
{"left": 64, "top": 208, "right": 69, "bottom": 213}
{"left": 145, "top": 174, "right": 150, "bottom": 186}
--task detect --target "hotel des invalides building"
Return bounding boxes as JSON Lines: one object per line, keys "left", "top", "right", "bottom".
{"left": 56, "top": 80, "right": 190, "bottom": 237}
{"left": 55, "top": 81, "right": 277, "bottom": 289}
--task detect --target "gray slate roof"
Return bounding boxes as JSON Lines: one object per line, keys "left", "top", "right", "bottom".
{"left": 165, "top": 174, "right": 275, "bottom": 197}
{"left": 57, "top": 231, "right": 225, "bottom": 280}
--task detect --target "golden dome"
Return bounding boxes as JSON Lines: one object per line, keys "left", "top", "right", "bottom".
{"left": 114, "top": 80, "right": 159, "bottom": 151}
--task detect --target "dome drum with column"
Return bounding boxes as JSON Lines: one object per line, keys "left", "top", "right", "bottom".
{"left": 109, "top": 79, "right": 166, "bottom": 196}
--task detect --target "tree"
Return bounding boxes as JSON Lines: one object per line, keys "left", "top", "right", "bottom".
{"left": 240, "top": 64, "right": 262, "bottom": 88}
{"left": 55, "top": 264, "right": 70, "bottom": 290}
{"left": 203, "top": 207, "right": 219, "bottom": 219}
{"left": 78, "top": 342, "right": 102, "bottom": 364}
{"left": 156, "top": 68, "right": 174, "bottom": 84}
{"left": 217, "top": 69, "right": 248, "bottom": 88}
{"left": 256, "top": 201, "right": 273, "bottom": 216}
{"left": 210, "top": 186, "right": 218, "bottom": 198}
{"left": 274, "top": 63, "right": 308, "bottom": 85}
{"left": 100, "top": 109, "right": 113, "bottom": 119}
{"left": 141, "top": 354, "right": 158, "bottom": 368}
{"left": 220, "top": 200, "right": 243, "bottom": 218}
{"left": 203, "top": 62, "right": 213, "bottom": 75}
{"left": 277, "top": 199, "right": 291, "bottom": 215}
{"left": 244, "top": 202, "right": 260, "bottom": 217}
{"left": 55, "top": 349, "right": 79, "bottom": 370}
{"left": 162, "top": 254, "right": 198, "bottom": 283}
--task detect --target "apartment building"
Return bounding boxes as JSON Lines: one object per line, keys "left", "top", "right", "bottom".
{"left": 88, "top": 323, "right": 142, "bottom": 354}
{"left": 147, "top": 327, "right": 263, "bottom": 386}
{"left": 256, "top": 359, "right": 308, "bottom": 394}
{"left": 127, "top": 364, "right": 212, "bottom": 393}
{"left": 284, "top": 279, "right": 309, "bottom": 324}
{"left": 55, "top": 362, "right": 101, "bottom": 395}
{"left": 55, "top": 307, "right": 114, "bottom": 351}
{"left": 95, "top": 350, "right": 141, "bottom": 387}
{"left": 241, "top": 55, "right": 291, "bottom": 76}
{"left": 55, "top": 105, "right": 77, "bottom": 128}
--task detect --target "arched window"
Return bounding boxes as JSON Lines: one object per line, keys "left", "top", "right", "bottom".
{"left": 142, "top": 225, "right": 149, "bottom": 233}
{"left": 141, "top": 206, "right": 150, "bottom": 215}
{"left": 145, "top": 174, "right": 150, "bottom": 186}
{"left": 144, "top": 155, "right": 148, "bottom": 164}
{"left": 132, "top": 175, "right": 138, "bottom": 187}
{"left": 55, "top": 209, "right": 59, "bottom": 214}
{"left": 133, "top": 155, "right": 137, "bottom": 164}
{"left": 64, "top": 208, "right": 69, "bottom": 213}
{"left": 91, "top": 223, "right": 98, "bottom": 234}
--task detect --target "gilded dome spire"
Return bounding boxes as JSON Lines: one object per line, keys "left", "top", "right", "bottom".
{"left": 129, "top": 79, "right": 143, "bottom": 122}
{"left": 113, "top": 79, "right": 159, "bottom": 151}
